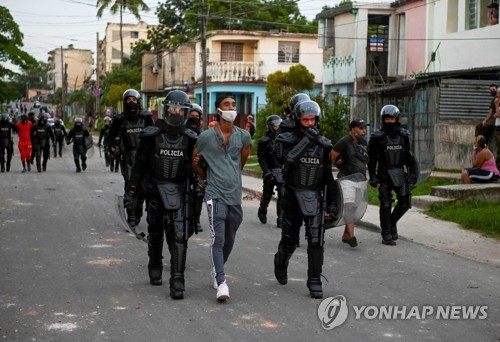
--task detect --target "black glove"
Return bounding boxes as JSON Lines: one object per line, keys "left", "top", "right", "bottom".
{"left": 263, "top": 171, "right": 274, "bottom": 182}
{"left": 409, "top": 179, "right": 417, "bottom": 190}
{"left": 369, "top": 178, "right": 379, "bottom": 188}
{"left": 304, "top": 126, "right": 320, "bottom": 141}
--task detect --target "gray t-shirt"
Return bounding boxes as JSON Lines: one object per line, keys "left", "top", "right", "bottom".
{"left": 195, "top": 126, "right": 252, "bottom": 205}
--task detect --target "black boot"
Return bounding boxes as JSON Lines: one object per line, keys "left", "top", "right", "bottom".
{"left": 274, "top": 243, "right": 294, "bottom": 285}
{"left": 148, "top": 233, "right": 163, "bottom": 286}
{"left": 307, "top": 246, "right": 324, "bottom": 299}
{"left": 258, "top": 206, "right": 267, "bottom": 224}
{"left": 169, "top": 241, "right": 187, "bottom": 300}
{"left": 0, "top": 162, "right": 4, "bottom": 172}
{"left": 380, "top": 203, "right": 396, "bottom": 245}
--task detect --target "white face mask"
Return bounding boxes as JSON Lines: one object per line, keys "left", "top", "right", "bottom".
{"left": 218, "top": 109, "right": 237, "bottom": 122}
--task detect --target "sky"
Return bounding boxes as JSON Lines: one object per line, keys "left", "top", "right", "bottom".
{"left": 2, "top": 0, "right": 388, "bottom": 74}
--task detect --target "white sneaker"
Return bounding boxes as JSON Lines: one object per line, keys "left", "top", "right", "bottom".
{"left": 216, "top": 280, "right": 230, "bottom": 301}
{"left": 211, "top": 269, "right": 218, "bottom": 289}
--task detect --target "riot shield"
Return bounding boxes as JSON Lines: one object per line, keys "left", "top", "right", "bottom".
{"left": 324, "top": 172, "right": 368, "bottom": 229}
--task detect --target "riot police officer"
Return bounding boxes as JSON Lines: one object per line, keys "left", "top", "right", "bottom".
{"left": 257, "top": 114, "right": 284, "bottom": 227}
{"left": 127, "top": 90, "right": 197, "bottom": 300}
{"left": 106, "top": 89, "right": 154, "bottom": 227}
{"left": 66, "top": 117, "right": 90, "bottom": 172}
{"left": 31, "top": 113, "right": 55, "bottom": 172}
{"left": 98, "top": 116, "right": 113, "bottom": 170}
{"left": 280, "top": 93, "right": 310, "bottom": 134}
{"left": 368, "top": 105, "right": 417, "bottom": 246}
{"left": 0, "top": 113, "right": 16, "bottom": 172}
{"left": 185, "top": 103, "right": 204, "bottom": 233}
{"left": 273, "top": 100, "right": 335, "bottom": 299}
{"left": 52, "top": 118, "right": 67, "bottom": 158}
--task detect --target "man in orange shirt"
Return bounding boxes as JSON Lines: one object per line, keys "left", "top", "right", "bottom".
{"left": 14, "top": 113, "right": 33, "bottom": 172}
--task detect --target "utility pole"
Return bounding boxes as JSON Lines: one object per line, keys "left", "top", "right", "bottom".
{"left": 201, "top": 0, "right": 208, "bottom": 129}
{"left": 60, "top": 46, "right": 66, "bottom": 120}
{"left": 95, "top": 32, "right": 100, "bottom": 117}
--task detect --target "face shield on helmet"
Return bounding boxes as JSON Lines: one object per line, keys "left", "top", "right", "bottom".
{"left": 289, "top": 93, "right": 310, "bottom": 119}
{"left": 266, "top": 115, "right": 282, "bottom": 133}
{"left": 74, "top": 117, "right": 83, "bottom": 130}
{"left": 122, "top": 89, "right": 141, "bottom": 115}
{"left": 380, "top": 105, "right": 400, "bottom": 120}
{"left": 295, "top": 100, "right": 320, "bottom": 128}
{"left": 380, "top": 105, "right": 400, "bottom": 131}
{"left": 163, "top": 90, "right": 190, "bottom": 127}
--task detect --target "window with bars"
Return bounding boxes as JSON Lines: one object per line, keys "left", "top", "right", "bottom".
{"left": 278, "top": 41, "right": 300, "bottom": 63}
{"left": 221, "top": 42, "right": 244, "bottom": 62}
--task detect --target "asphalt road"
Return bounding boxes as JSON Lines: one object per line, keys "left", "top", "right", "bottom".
{"left": 0, "top": 136, "right": 499, "bottom": 342}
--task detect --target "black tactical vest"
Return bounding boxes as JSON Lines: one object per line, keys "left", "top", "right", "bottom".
{"left": 152, "top": 133, "right": 190, "bottom": 183}
{"left": 73, "top": 130, "right": 86, "bottom": 146}
{"left": 383, "top": 134, "right": 405, "bottom": 168}
{"left": 53, "top": 126, "right": 64, "bottom": 138}
{"left": 0, "top": 124, "right": 12, "bottom": 146}
{"left": 286, "top": 143, "right": 325, "bottom": 190}
{"left": 34, "top": 125, "right": 48, "bottom": 146}
{"left": 122, "top": 118, "right": 145, "bottom": 150}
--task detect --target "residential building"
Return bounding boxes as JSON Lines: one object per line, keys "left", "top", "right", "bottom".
{"left": 47, "top": 45, "right": 94, "bottom": 92}
{"left": 316, "top": 1, "right": 500, "bottom": 171}
{"left": 141, "top": 43, "right": 196, "bottom": 120}
{"left": 192, "top": 30, "right": 323, "bottom": 127}
{"left": 141, "top": 30, "right": 323, "bottom": 129}
{"left": 98, "top": 21, "right": 151, "bottom": 74}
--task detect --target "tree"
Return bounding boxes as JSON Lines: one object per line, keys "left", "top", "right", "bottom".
{"left": 255, "top": 64, "right": 350, "bottom": 145}
{"left": 96, "top": 0, "right": 149, "bottom": 65}
{"left": 0, "top": 6, "right": 37, "bottom": 102}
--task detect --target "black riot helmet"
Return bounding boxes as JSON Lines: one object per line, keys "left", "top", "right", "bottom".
{"left": 266, "top": 115, "right": 282, "bottom": 133}
{"left": 295, "top": 100, "right": 321, "bottom": 127}
{"left": 288, "top": 93, "right": 310, "bottom": 120}
{"left": 380, "top": 105, "right": 400, "bottom": 120}
{"left": 190, "top": 103, "right": 203, "bottom": 117}
{"left": 122, "top": 89, "right": 141, "bottom": 117}
{"left": 380, "top": 104, "right": 400, "bottom": 132}
{"left": 163, "top": 90, "right": 191, "bottom": 127}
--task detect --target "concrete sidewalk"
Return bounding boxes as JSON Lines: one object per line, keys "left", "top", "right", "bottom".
{"left": 242, "top": 174, "right": 500, "bottom": 267}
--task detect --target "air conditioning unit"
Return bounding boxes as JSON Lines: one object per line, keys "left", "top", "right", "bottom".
{"left": 152, "top": 66, "right": 159, "bottom": 74}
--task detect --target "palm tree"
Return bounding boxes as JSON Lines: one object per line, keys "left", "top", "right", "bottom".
{"left": 96, "top": 0, "right": 149, "bottom": 65}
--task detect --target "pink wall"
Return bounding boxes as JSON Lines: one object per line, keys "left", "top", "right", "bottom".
{"left": 396, "top": 0, "right": 427, "bottom": 78}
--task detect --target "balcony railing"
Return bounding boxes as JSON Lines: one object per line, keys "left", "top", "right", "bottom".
{"left": 207, "top": 61, "right": 262, "bottom": 82}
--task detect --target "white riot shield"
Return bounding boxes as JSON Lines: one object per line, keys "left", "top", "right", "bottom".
{"left": 325, "top": 172, "right": 368, "bottom": 228}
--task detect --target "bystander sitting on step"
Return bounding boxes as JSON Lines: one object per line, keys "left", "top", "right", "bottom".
{"left": 461, "top": 135, "right": 500, "bottom": 184}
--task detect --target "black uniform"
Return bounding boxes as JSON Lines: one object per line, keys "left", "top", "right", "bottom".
{"left": 31, "top": 120, "right": 55, "bottom": 172}
{"left": 52, "top": 121, "right": 67, "bottom": 158}
{"left": 185, "top": 117, "right": 204, "bottom": 233}
{"left": 368, "top": 126, "right": 416, "bottom": 244}
{"left": 0, "top": 117, "right": 16, "bottom": 172}
{"left": 129, "top": 121, "right": 197, "bottom": 299}
{"left": 257, "top": 128, "right": 284, "bottom": 226}
{"left": 273, "top": 125, "right": 334, "bottom": 298}
{"left": 106, "top": 111, "right": 154, "bottom": 226}
{"left": 66, "top": 124, "right": 90, "bottom": 172}
{"left": 98, "top": 123, "right": 113, "bottom": 170}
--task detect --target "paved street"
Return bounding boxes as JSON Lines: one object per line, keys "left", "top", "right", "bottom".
{"left": 0, "top": 136, "right": 499, "bottom": 341}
